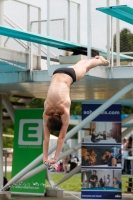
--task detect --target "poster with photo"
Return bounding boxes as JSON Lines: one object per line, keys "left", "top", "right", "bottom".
{"left": 81, "top": 169, "right": 122, "bottom": 199}
{"left": 82, "top": 122, "right": 121, "bottom": 144}
{"left": 82, "top": 104, "right": 121, "bottom": 144}
{"left": 81, "top": 104, "right": 122, "bottom": 199}
{"left": 81, "top": 144, "right": 121, "bottom": 169}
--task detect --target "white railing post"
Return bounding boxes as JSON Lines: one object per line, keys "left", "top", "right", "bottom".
{"left": 27, "top": 5, "right": 30, "bottom": 48}
{"left": 77, "top": 3, "right": 80, "bottom": 43}
{"left": 116, "top": 0, "right": 120, "bottom": 66}
{"left": 63, "top": 19, "right": 66, "bottom": 40}
{"left": 87, "top": 0, "right": 91, "bottom": 59}
{"left": 107, "top": 0, "right": 110, "bottom": 62}
{"left": 27, "top": 4, "right": 32, "bottom": 71}
{"left": 38, "top": 8, "right": 41, "bottom": 54}
{"left": 0, "top": 94, "right": 3, "bottom": 188}
{"left": 67, "top": 0, "right": 71, "bottom": 41}
{"left": 47, "top": 0, "right": 50, "bottom": 70}
{"left": 0, "top": 0, "right": 4, "bottom": 47}
{"left": 111, "top": 16, "right": 114, "bottom": 67}
{"left": 37, "top": 7, "right": 41, "bottom": 70}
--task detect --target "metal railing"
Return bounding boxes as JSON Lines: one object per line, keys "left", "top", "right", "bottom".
{"left": 66, "top": 0, "right": 81, "bottom": 42}
{"left": 3, "top": 14, "right": 60, "bottom": 59}
{"left": 30, "top": 18, "right": 67, "bottom": 59}
{"left": 9, "top": 0, "right": 41, "bottom": 70}
{"left": 46, "top": 0, "right": 81, "bottom": 70}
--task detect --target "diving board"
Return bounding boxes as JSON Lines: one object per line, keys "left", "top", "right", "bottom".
{"left": 96, "top": 5, "right": 133, "bottom": 25}
{"left": 0, "top": 26, "right": 133, "bottom": 60}
{"left": 0, "top": 25, "right": 87, "bottom": 55}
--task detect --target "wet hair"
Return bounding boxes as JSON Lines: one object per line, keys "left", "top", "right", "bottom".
{"left": 47, "top": 115, "right": 62, "bottom": 132}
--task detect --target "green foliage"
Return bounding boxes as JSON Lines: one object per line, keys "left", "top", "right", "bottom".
{"left": 3, "top": 128, "right": 14, "bottom": 148}
{"left": 26, "top": 98, "right": 45, "bottom": 108}
{"left": 122, "top": 175, "right": 133, "bottom": 193}
{"left": 114, "top": 28, "right": 133, "bottom": 56}
{"left": 70, "top": 102, "right": 82, "bottom": 115}
{"left": 122, "top": 106, "right": 133, "bottom": 114}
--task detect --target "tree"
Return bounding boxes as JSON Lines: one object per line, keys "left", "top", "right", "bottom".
{"left": 114, "top": 28, "right": 133, "bottom": 56}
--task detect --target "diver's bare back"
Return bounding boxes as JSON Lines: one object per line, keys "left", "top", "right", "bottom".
{"left": 44, "top": 73, "right": 73, "bottom": 115}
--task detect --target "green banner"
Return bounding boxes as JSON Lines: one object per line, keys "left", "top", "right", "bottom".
{"left": 11, "top": 109, "right": 46, "bottom": 195}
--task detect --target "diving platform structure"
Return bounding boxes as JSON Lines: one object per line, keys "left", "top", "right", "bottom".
{"left": 0, "top": 25, "right": 133, "bottom": 101}
{"left": 0, "top": 0, "right": 133, "bottom": 196}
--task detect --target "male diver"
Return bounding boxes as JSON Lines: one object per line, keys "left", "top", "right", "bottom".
{"left": 43, "top": 56, "right": 109, "bottom": 168}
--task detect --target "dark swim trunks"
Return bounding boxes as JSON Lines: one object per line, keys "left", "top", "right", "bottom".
{"left": 53, "top": 67, "right": 76, "bottom": 84}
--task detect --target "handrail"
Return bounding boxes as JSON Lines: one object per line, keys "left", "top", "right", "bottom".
{"left": 4, "top": 14, "right": 25, "bottom": 31}
{"left": 4, "top": 17, "right": 27, "bottom": 49}
{"left": 12, "top": 0, "right": 41, "bottom": 9}
{"left": 30, "top": 18, "right": 66, "bottom": 24}
{"left": 66, "top": 0, "right": 81, "bottom": 5}
{"left": 4, "top": 14, "right": 58, "bottom": 58}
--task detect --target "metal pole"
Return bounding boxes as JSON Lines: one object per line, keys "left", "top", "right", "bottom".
{"left": 111, "top": 16, "right": 114, "bottom": 67}
{"left": 78, "top": 130, "right": 82, "bottom": 159}
{"left": 4, "top": 153, "right": 7, "bottom": 179}
{"left": 0, "top": 94, "right": 3, "bottom": 188}
{"left": 47, "top": 0, "right": 50, "bottom": 72}
{"left": 46, "top": 169, "right": 55, "bottom": 187}
{"left": 27, "top": 5, "right": 32, "bottom": 71}
{"left": 107, "top": 0, "right": 110, "bottom": 62}
{"left": 63, "top": 19, "right": 66, "bottom": 40}
{"left": 2, "top": 81, "right": 133, "bottom": 190}
{"left": 55, "top": 165, "right": 81, "bottom": 187}
{"left": 116, "top": 0, "right": 120, "bottom": 66}
{"left": 122, "top": 114, "right": 133, "bottom": 125}
{"left": 37, "top": 7, "right": 41, "bottom": 70}
{"left": 27, "top": 5, "right": 30, "bottom": 48}
{"left": 77, "top": 4, "right": 80, "bottom": 43}
{"left": 0, "top": 0, "right": 4, "bottom": 47}
{"left": 122, "top": 125, "right": 133, "bottom": 139}
{"left": 8, "top": 143, "right": 81, "bottom": 187}
{"left": 68, "top": 0, "right": 71, "bottom": 41}
{"left": 2, "top": 95, "right": 14, "bottom": 122}
{"left": 87, "top": 0, "right": 91, "bottom": 59}
{"left": 38, "top": 7, "right": 41, "bottom": 48}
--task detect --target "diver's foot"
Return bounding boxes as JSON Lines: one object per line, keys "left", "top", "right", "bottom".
{"left": 94, "top": 56, "right": 109, "bottom": 66}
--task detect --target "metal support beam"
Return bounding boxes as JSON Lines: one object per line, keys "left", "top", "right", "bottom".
{"left": 55, "top": 165, "right": 81, "bottom": 187}
{"left": 122, "top": 125, "right": 133, "bottom": 139}
{"left": 2, "top": 81, "right": 133, "bottom": 191}
{"left": 116, "top": 0, "right": 120, "bottom": 66}
{"left": 47, "top": 0, "right": 50, "bottom": 73}
{"left": 2, "top": 95, "right": 14, "bottom": 122}
{"left": 46, "top": 169, "right": 55, "bottom": 187}
{"left": 87, "top": 0, "right": 91, "bottom": 59}
{"left": 106, "top": 0, "right": 110, "bottom": 62}
{"left": 122, "top": 114, "right": 133, "bottom": 125}
{"left": 77, "top": 3, "right": 80, "bottom": 43}
{"left": 2, "top": 143, "right": 81, "bottom": 190}
{"left": 67, "top": 0, "right": 71, "bottom": 41}
{"left": 111, "top": 16, "right": 114, "bottom": 67}
{"left": 0, "top": 0, "right": 4, "bottom": 47}
{"left": 0, "top": 95, "right": 3, "bottom": 187}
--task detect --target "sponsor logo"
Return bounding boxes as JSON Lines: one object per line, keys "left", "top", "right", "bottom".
{"left": 18, "top": 119, "right": 43, "bottom": 145}
{"left": 83, "top": 110, "right": 120, "bottom": 115}
{"left": 115, "top": 195, "right": 121, "bottom": 198}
